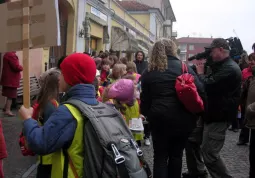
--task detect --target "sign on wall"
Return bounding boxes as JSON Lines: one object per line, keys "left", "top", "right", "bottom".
{"left": 91, "top": 6, "right": 107, "bottom": 22}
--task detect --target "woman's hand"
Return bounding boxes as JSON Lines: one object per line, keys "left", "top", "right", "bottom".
{"left": 19, "top": 106, "right": 33, "bottom": 121}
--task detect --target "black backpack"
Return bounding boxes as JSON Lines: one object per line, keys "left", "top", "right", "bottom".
{"left": 64, "top": 99, "right": 152, "bottom": 178}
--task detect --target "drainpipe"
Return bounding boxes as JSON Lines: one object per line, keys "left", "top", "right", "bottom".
{"left": 105, "top": 0, "right": 112, "bottom": 51}
{"left": 76, "top": 0, "right": 87, "bottom": 52}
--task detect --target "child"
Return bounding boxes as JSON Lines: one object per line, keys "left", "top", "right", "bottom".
{"left": 108, "top": 64, "right": 127, "bottom": 84}
{"left": 99, "top": 59, "right": 111, "bottom": 86}
{"left": 120, "top": 57, "right": 128, "bottom": 65}
{"left": 19, "top": 69, "right": 60, "bottom": 178}
{"left": 103, "top": 79, "right": 144, "bottom": 146}
{"left": 121, "top": 75, "right": 150, "bottom": 146}
{"left": 109, "top": 55, "right": 120, "bottom": 68}
{"left": 122, "top": 74, "right": 140, "bottom": 102}
{"left": 126, "top": 62, "right": 141, "bottom": 83}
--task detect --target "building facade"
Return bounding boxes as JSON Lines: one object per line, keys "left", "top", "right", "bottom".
{"left": 117, "top": 1, "right": 165, "bottom": 41}
{"left": 119, "top": 0, "right": 176, "bottom": 38}
{"left": 177, "top": 37, "right": 214, "bottom": 61}
{"left": 81, "top": 0, "right": 157, "bottom": 60}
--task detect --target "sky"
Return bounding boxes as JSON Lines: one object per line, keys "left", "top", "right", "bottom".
{"left": 171, "top": 0, "right": 254, "bottom": 53}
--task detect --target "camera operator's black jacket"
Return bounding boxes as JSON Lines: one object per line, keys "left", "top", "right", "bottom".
{"left": 198, "top": 57, "right": 242, "bottom": 124}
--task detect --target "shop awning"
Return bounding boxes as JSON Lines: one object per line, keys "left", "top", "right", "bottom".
{"left": 111, "top": 26, "right": 139, "bottom": 52}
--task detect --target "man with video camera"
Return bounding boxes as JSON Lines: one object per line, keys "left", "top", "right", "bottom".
{"left": 195, "top": 38, "right": 242, "bottom": 178}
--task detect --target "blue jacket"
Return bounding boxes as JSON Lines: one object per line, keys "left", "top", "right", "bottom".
{"left": 23, "top": 84, "right": 98, "bottom": 155}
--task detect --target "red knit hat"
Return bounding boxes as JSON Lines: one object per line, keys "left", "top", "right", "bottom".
{"left": 60, "top": 53, "right": 96, "bottom": 86}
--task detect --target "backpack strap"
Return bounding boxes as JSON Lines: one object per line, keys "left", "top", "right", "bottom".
{"left": 62, "top": 99, "right": 125, "bottom": 147}
{"left": 63, "top": 99, "right": 96, "bottom": 119}
{"left": 181, "top": 62, "right": 188, "bottom": 73}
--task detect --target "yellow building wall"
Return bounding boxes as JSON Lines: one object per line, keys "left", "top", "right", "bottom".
{"left": 90, "top": 22, "right": 104, "bottom": 38}
{"left": 125, "top": 15, "right": 136, "bottom": 27}
{"left": 86, "top": 3, "right": 91, "bottom": 12}
{"left": 42, "top": 47, "right": 50, "bottom": 71}
{"left": 112, "top": 20, "right": 123, "bottom": 28}
{"left": 131, "top": 14, "right": 150, "bottom": 30}
{"left": 111, "top": 3, "right": 125, "bottom": 19}
{"left": 90, "top": 22, "right": 104, "bottom": 52}
{"left": 111, "top": 1, "right": 151, "bottom": 39}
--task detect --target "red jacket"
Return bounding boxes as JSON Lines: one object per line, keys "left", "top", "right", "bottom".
{"left": 0, "top": 121, "right": 7, "bottom": 159}
{"left": 242, "top": 67, "right": 253, "bottom": 81}
{"left": 0, "top": 52, "right": 23, "bottom": 88}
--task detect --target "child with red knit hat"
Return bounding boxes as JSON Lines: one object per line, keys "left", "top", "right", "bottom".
{"left": 19, "top": 53, "right": 97, "bottom": 178}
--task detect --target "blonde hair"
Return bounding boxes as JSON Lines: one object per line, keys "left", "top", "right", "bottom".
{"left": 126, "top": 62, "right": 137, "bottom": 73}
{"left": 102, "top": 85, "right": 111, "bottom": 103}
{"left": 149, "top": 38, "right": 178, "bottom": 72}
{"left": 110, "top": 64, "right": 127, "bottom": 80}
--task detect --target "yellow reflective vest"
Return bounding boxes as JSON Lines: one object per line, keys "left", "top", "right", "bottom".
{"left": 51, "top": 104, "right": 84, "bottom": 178}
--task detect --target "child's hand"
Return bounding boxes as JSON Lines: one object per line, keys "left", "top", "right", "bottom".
{"left": 19, "top": 106, "right": 33, "bottom": 121}
{"left": 140, "top": 114, "right": 145, "bottom": 121}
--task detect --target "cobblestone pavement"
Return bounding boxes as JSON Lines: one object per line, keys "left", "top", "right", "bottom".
{"left": 1, "top": 111, "right": 37, "bottom": 178}
{"left": 141, "top": 130, "right": 250, "bottom": 178}
{"left": 1, "top": 109, "right": 250, "bottom": 178}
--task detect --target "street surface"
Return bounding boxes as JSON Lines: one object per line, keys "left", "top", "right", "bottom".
{"left": 1, "top": 110, "right": 249, "bottom": 178}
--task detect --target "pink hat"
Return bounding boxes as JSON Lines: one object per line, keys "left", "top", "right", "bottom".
{"left": 108, "top": 79, "right": 135, "bottom": 103}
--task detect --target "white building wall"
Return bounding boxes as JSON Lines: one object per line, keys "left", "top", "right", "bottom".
{"left": 76, "top": 0, "right": 87, "bottom": 52}
{"left": 150, "top": 13, "right": 156, "bottom": 37}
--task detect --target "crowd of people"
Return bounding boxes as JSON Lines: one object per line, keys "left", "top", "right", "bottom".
{"left": 0, "top": 39, "right": 254, "bottom": 178}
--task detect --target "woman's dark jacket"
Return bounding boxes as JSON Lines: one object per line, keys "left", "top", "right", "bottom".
{"left": 135, "top": 60, "right": 148, "bottom": 75}
{"left": 140, "top": 56, "right": 205, "bottom": 130}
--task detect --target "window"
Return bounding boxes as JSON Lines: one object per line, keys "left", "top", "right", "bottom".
{"left": 179, "top": 54, "right": 186, "bottom": 61}
{"left": 189, "top": 54, "right": 194, "bottom": 58}
{"left": 179, "top": 44, "right": 187, "bottom": 51}
{"left": 189, "top": 45, "right": 194, "bottom": 50}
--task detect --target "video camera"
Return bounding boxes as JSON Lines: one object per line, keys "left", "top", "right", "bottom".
{"left": 188, "top": 37, "right": 244, "bottom": 61}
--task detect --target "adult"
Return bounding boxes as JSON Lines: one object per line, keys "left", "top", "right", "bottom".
{"left": 196, "top": 38, "right": 242, "bottom": 178}
{"left": 109, "top": 55, "right": 120, "bottom": 68}
{"left": 237, "top": 53, "right": 255, "bottom": 145}
{"left": 134, "top": 51, "right": 147, "bottom": 75}
{"left": 244, "top": 66, "right": 255, "bottom": 178}
{"left": 0, "top": 52, "right": 23, "bottom": 116}
{"left": 19, "top": 53, "right": 97, "bottom": 178}
{"left": 245, "top": 67, "right": 255, "bottom": 177}
{"left": 239, "top": 52, "right": 249, "bottom": 70}
{"left": 140, "top": 38, "right": 205, "bottom": 178}
{"left": 252, "top": 43, "right": 255, "bottom": 53}
{"left": 91, "top": 51, "right": 97, "bottom": 58}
